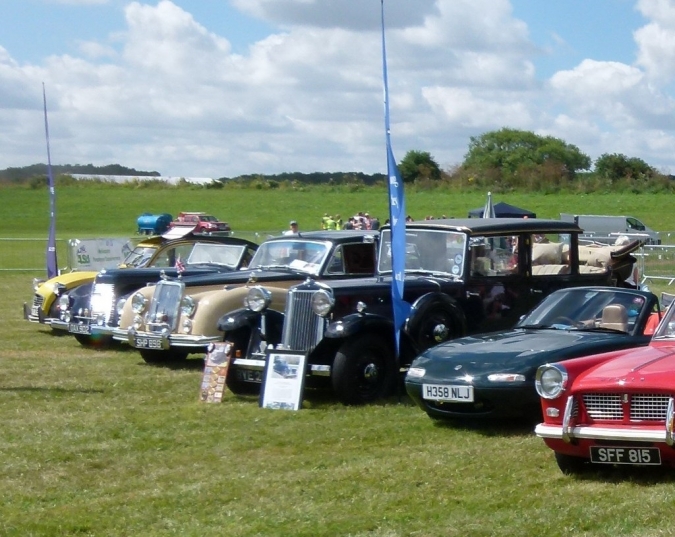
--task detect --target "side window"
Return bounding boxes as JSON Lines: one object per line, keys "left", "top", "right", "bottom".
{"left": 343, "top": 243, "right": 375, "bottom": 275}
{"left": 531, "top": 233, "right": 571, "bottom": 277}
{"left": 152, "top": 246, "right": 175, "bottom": 268}
{"left": 325, "top": 246, "right": 345, "bottom": 275}
{"left": 470, "top": 236, "right": 517, "bottom": 277}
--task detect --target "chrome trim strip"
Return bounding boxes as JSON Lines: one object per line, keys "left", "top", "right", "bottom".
{"left": 535, "top": 423, "right": 668, "bottom": 442}
{"left": 666, "top": 397, "right": 675, "bottom": 447}
{"left": 562, "top": 395, "right": 575, "bottom": 443}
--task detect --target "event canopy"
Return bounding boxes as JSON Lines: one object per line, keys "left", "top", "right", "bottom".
{"left": 468, "top": 201, "right": 536, "bottom": 219}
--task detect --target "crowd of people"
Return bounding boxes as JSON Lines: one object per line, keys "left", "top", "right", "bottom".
{"left": 320, "top": 212, "right": 382, "bottom": 230}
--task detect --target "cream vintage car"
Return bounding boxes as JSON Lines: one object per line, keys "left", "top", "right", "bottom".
{"left": 112, "top": 230, "right": 378, "bottom": 363}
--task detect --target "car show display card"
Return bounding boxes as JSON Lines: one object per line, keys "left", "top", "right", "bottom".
{"left": 259, "top": 349, "right": 307, "bottom": 411}
{"left": 199, "top": 342, "right": 231, "bottom": 403}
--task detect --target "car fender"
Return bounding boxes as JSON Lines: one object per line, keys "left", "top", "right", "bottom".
{"left": 405, "top": 292, "right": 467, "bottom": 351}
{"left": 324, "top": 313, "right": 393, "bottom": 339}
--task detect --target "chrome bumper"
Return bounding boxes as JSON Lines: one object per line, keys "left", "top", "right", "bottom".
{"left": 125, "top": 328, "right": 222, "bottom": 349}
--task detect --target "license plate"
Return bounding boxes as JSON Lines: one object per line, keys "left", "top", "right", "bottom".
{"left": 133, "top": 336, "right": 164, "bottom": 349}
{"left": 69, "top": 323, "right": 91, "bottom": 335}
{"left": 422, "top": 384, "right": 474, "bottom": 402}
{"left": 590, "top": 446, "right": 661, "bottom": 465}
{"left": 236, "top": 369, "right": 262, "bottom": 383}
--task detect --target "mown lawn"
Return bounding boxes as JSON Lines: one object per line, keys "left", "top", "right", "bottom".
{"left": 3, "top": 185, "right": 675, "bottom": 536}
{"left": 3, "top": 270, "right": 675, "bottom": 537}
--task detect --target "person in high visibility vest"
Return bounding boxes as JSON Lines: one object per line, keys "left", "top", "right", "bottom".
{"left": 334, "top": 214, "right": 343, "bottom": 230}
{"left": 321, "top": 213, "right": 331, "bottom": 230}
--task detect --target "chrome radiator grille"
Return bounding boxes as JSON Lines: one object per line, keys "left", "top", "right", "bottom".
{"left": 32, "top": 295, "right": 44, "bottom": 308}
{"left": 281, "top": 288, "right": 325, "bottom": 352}
{"left": 146, "top": 280, "right": 184, "bottom": 334}
{"left": 582, "top": 393, "right": 671, "bottom": 422}
{"left": 90, "top": 283, "right": 115, "bottom": 323}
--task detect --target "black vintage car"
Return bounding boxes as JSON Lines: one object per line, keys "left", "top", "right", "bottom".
{"left": 220, "top": 218, "right": 641, "bottom": 404}
{"left": 52, "top": 234, "right": 259, "bottom": 346}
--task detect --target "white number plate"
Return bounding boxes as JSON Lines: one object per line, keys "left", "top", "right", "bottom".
{"left": 134, "top": 336, "right": 164, "bottom": 349}
{"left": 422, "top": 384, "right": 474, "bottom": 402}
{"left": 590, "top": 446, "right": 661, "bottom": 465}
{"left": 69, "top": 323, "right": 91, "bottom": 335}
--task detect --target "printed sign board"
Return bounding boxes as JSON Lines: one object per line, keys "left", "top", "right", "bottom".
{"left": 68, "top": 238, "right": 135, "bottom": 271}
{"left": 200, "top": 342, "right": 232, "bottom": 403}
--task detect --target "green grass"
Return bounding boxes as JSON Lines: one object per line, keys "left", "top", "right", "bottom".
{"left": 4, "top": 185, "right": 675, "bottom": 535}
{"left": 4, "top": 280, "right": 675, "bottom": 535}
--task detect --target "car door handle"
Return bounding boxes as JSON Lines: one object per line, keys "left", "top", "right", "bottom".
{"left": 530, "top": 288, "right": 543, "bottom": 294}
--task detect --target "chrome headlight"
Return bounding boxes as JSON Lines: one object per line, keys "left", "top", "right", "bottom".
{"left": 131, "top": 292, "right": 147, "bottom": 314}
{"left": 311, "top": 289, "right": 335, "bottom": 317}
{"left": 407, "top": 367, "right": 426, "bottom": 379}
{"left": 535, "top": 364, "right": 568, "bottom": 399}
{"left": 57, "top": 294, "right": 70, "bottom": 312}
{"left": 488, "top": 373, "right": 526, "bottom": 383}
{"left": 116, "top": 297, "right": 127, "bottom": 317}
{"left": 245, "top": 286, "right": 272, "bottom": 312}
{"left": 132, "top": 315, "right": 143, "bottom": 330}
{"left": 180, "top": 295, "right": 196, "bottom": 317}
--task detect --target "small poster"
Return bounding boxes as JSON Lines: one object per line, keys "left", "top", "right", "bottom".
{"left": 199, "top": 342, "right": 232, "bottom": 403}
{"left": 259, "top": 349, "right": 307, "bottom": 411}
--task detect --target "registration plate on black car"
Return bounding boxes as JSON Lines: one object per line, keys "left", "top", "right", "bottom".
{"left": 69, "top": 323, "right": 91, "bottom": 335}
{"left": 235, "top": 369, "right": 262, "bottom": 383}
{"left": 590, "top": 446, "right": 661, "bottom": 465}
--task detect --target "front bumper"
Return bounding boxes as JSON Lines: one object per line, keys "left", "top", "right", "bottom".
{"left": 123, "top": 328, "right": 222, "bottom": 350}
{"left": 535, "top": 423, "right": 672, "bottom": 444}
{"left": 232, "top": 356, "right": 331, "bottom": 377}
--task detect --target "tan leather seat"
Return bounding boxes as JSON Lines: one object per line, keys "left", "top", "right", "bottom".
{"left": 600, "top": 304, "right": 628, "bottom": 332}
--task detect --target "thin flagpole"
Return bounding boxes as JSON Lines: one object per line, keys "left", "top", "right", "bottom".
{"left": 380, "top": 0, "right": 410, "bottom": 362}
{"left": 43, "top": 83, "right": 58, "bottom": 278}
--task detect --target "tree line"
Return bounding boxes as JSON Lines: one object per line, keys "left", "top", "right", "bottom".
{"left": 2, "top": 128, "right": 673, "bottom": 193}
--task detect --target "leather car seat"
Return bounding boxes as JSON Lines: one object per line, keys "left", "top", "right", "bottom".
{"left": 599, "top": 304, "right": 628, "bottom": 332}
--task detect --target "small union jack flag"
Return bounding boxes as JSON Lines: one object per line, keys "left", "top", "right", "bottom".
{"left": 175, "top": 255, "right": 186, "bottom": 274}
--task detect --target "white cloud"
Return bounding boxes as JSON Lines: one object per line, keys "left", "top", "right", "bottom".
{"left": 3, "top": 0, "right": 675, "bottom": 176}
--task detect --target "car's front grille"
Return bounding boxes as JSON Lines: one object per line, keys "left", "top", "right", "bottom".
{"left": 146, "top": 280, "right": 184, "bottom": 334}
{"left": 90, "top": 283, "right": 115, "bottom": 323}
{"left": 582, "top": 393, "right": 671, "bottom": 422}
{"left": 32, "top": 295, "right": 44, "bottom": 309}
{"left": 281, "top": 288, "right": 325, "bottom": 352}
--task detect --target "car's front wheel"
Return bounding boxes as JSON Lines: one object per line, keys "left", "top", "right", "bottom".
{"left": 554, "top": 452, "right": 592, "bottom": 475}
{"left": 332, "top": 333, "right": 395, "bottom": 405}
{"left": 139, "top": 349, "right": 188, "bottom": 365}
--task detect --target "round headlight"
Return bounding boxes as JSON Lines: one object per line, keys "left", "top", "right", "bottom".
{"left": 116, "top": 297, "right": 127, "bottom": 317}
{"left": 311, "top": 289, "right": 335, "bottom": 317}
{"left": 245, "top": 286, "right": 272, "bottom": 313}
{"left": 181, "top": 296, "right": 196, "bottom": 317}
{"left": 535, "top": 364, "right": 568, "bottom": 399}
{"left": 57, "top": 294, "right": 70, "bottom": 312}
{"left": 131, "top": 293, "right": 146, "bottom": 314}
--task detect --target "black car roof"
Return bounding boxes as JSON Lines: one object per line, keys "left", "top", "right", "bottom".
{"left": 265, "top": 230, "right": 378, "bottom": 243}
{"left": 383, "top": 218, "right": 582, "bottom": 235}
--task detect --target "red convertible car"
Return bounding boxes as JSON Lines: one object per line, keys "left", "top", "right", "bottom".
{"left": 534, "top": 296, "right": 675, "bottom": 474}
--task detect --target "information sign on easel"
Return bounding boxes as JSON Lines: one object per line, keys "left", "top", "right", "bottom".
{"left": 259, "top": 349, "right": 307, "bottom": 411}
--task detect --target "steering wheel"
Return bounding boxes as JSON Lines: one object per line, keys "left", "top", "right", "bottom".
{"left": 550, "top": 316, "right": 582, "bottom": 328}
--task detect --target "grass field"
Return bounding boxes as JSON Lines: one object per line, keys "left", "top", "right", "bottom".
{"left": 4, "top": 184, "right": 675, "bottom": 535}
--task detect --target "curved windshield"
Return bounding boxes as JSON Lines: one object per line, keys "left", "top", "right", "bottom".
{"left": 185, "top": 243, "right": 247, "bottom": 268}
{"left": 378, "top": 229, "right": 467, "bottom": 277}
{"left": 518, "top": 288, "right": 649, "bottom": 334}
{"left": 249, "top": 240, "right": 330, "bottom": 276}
{"left": 120, "top": 246, "right": 157, "bottom": 268}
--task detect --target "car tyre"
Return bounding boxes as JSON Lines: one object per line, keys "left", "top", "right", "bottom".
{"left": 554, "top": 452, "right": 592, "bottom": 475}
{"left": 332, "top": 333, "right": 395, "bottom": 405}
{"left": 409, "top": 304, "right": 464, "bottom": 352}
{"left": 74, "top": 334, "right": 113, "bottom": 348}
{"left": 140, "top": 349, "right": 188, "bottom": 364}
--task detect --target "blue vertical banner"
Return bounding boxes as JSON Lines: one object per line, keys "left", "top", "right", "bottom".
{"left": 42, "top": 83, "right": 58, "bottom": 278}
{"left": 380, "top": 0, "right": 410, "bottom": 355}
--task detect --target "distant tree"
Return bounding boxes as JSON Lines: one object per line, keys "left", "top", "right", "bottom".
{"left": 463, "top": 128, "right": 591, "bottom": 180}
{"left": 594, "top": 153, "right": 656, "bottom": 181}
{"left": 398, "top": 150, "right": 442, "bottom": 183}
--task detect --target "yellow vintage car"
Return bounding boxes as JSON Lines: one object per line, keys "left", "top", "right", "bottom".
{"left": 23, "top": 235, "right": 166, "bottom": 327}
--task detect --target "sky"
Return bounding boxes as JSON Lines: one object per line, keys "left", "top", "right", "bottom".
{"left": 2, "top": 0, "right": 675, "bottom": 179}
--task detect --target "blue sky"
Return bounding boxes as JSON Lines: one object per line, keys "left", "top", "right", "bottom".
{"left": 1, "top": 0, "right": 674, "bottom": 178}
